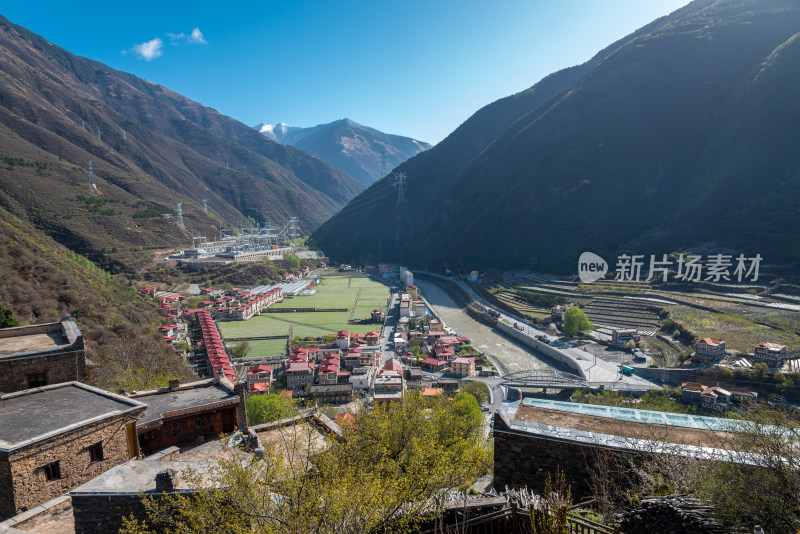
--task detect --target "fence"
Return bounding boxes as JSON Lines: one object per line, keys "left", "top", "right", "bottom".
{"left": 419, "top": 501, "right": 617, "bottom": 534}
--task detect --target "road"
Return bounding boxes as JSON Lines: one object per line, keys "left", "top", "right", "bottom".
{"left": 414, "top": 271, "right": 658, "bottom": 392}
{"left": 379, "top": 287, "right": 400, "bottom": 366}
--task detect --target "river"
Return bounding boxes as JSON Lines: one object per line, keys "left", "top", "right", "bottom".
{"left": 416, "top": 280, "right": 550, "bottom": 374}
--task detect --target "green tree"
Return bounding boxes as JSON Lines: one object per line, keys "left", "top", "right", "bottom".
{"left": 122, "top": 393, "right": 490, "bottom": 534}
{"left": 690, "top": 404, "right": 800, "bottom": 532}
{"left": 462, "top": 381, "right": 490, "bottom": 405}
{"left": 229, "top": 340, "right": 250, "bottom": 359}
{"left": 246, "top": 393, "right": 296, "bottom": 425}
{"left": 91, "top": 334, "right": 195, "bottom": 392}
{"left": 751, "top": 362, "right": 769, "bottom": 381}
{"left": 0, "top": 303, "right": 17, "bottom": 328}
{"left": 285, "top": 252, "right": 301, "bottom": 270}
{"left": 563, "top": 307, "right": 593, "bottom": 338}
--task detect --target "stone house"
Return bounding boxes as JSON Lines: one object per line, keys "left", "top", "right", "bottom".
{"left": 70, "top": 460, "right": 217, "bottom": 534}
{"left": 0, "top": 382, "right": 146, "bottom": 519}
{"left": 128, "top": 376, "right": 246, "bottom": 456}
{"left": 0, "top": 316, "right": 87, "bottom": 394}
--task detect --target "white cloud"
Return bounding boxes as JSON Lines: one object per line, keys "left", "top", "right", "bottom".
{"left": 132, "top": 38, "right": 163, "bottom": 61}
{"left": 188, "top": 27, "right": 206, "bottom": 44}
{"left": 166, "top": 32, "right": 186, "bottom": 42}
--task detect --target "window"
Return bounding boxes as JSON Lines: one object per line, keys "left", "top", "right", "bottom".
{"left": 88, "top": 442, "right": 104, "bottom": 462}
{"left": 27, "top": 372, "right": 47, "bottom": 389}
{"left": 43, "top": 461, "right": 61, "bottom": 481}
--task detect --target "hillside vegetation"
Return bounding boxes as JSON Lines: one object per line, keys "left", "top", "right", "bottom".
{"left": 314, "top": 0, "right": 800, "bottom": 276}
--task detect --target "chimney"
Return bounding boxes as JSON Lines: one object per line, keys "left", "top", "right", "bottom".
{"left": 168, "top": 379, "right": 180, "bottom": 390}
{"left": 155, "top": 469, "right": 176, "bottom": 492}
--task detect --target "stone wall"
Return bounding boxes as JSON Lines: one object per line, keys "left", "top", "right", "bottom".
{"left": 72, "top": 494, "right": 151, "bottom": 534}
{"left": 0, "top": 350, "right": 87, "bottom": 394}
{"left": 0, "top": 495, "right": 72, "bottom": 533}
{"left": 493, "top": 413, "right": 628, "bottom": 499}
{"left": 0, "top": 415, "right": 137, "bottom": 518}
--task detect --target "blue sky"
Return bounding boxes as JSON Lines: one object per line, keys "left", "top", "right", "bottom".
{"left": 1, "top": 1, "right": 690, "bottom": 144}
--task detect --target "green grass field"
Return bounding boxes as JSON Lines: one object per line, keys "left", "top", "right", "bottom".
{"left": 219, "top": 274, "right": 388, "bottom": 346}
{"left": 236, "top": 339, "right": 287, "bottom": 359}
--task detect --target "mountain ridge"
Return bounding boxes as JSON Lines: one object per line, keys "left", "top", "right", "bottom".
{"left": 255, "top": 118, "right": 431, "bottom": 186}
{"left": 312, "top": 0, "right": 800, "bottom": 275}
{"left": 0, "top": 13, "right": 364, "bottom": 273}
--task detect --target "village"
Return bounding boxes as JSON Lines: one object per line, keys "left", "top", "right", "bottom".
{"left": 1, "top": 258, "right": 799, "bottom": 533}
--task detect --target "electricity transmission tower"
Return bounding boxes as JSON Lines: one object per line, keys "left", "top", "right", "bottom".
{"left": 379, "top": 150, "right": 390, "bottom": 179}
{"left": 176, "top": 203, "right": 185, "bottom": 230}
{"left": 392, "top": 171, "right": 407, "bottom": 207}
{"left": 87, "top": 161, "right": 97, "bottom": 192}
{"left": 287, "top": 217, "right": 300, "bottom": 242}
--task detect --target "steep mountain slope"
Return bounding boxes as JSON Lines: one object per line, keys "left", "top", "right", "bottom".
{"left": 0, "top": 203, "right": 160, "bottom": 350}
{"left": 313, "top": 0, "right": 800, "bottom": 274}
{"left": 0, "top": 14, "right": 364, "bottom": 273}
{"left": 256, "top": 119, "right": 431, "bottom": 186}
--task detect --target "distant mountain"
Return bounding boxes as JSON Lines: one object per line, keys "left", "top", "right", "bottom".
{"left": 313, "top": 0, "right": 800, "bottom": 275}
{"left": 0, "top": 14, "right": 364, "bottom": 276}
{"left": 255, "top": 119, "right": 431, "bottom": 186}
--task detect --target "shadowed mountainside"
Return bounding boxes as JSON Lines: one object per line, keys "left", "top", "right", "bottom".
{"left": 313, "top": 0, "right": 800, "bottom": 275}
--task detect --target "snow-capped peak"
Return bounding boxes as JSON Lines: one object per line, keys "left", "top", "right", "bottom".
{"left": 256, "top": 122, "right": 292, "bottom": 142}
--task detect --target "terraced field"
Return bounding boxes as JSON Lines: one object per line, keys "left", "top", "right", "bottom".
{"left": 580, "top": 297, "right": 664, "bottom": 336}
{"left": 668, "top": 305, "right": 800, "bottom": 354}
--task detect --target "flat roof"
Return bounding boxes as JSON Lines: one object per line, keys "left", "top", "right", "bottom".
{"left": 131, "top": 380, "right": 238, "bottom": 428}
{"left": 521, "top": 398, "right": 737, "bottom": 432}
{"left": 0, "top": 317, "right": 81, "bottom": 360}
{"left": 69, "top": 460, "right": 219, "bottom": 495}
{"left": 0, "top": 382, "right": 146, "bottom": 452}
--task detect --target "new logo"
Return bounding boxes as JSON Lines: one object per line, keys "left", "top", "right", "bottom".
{"left": 578, "top": 252, "right": 608, "bottom": 283}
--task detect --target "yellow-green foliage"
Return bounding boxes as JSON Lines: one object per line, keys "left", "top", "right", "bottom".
{"left": 121, "top": 393, "right": 491, "bottom": 534}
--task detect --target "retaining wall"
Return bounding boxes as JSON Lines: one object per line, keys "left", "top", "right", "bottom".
{"left": 495, "top": 320, "right": 585, "bottom": 378}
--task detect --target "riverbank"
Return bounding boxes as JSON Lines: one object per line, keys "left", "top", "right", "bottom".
{"left": 416, "top": 280, "right": 550, "bottom": 375}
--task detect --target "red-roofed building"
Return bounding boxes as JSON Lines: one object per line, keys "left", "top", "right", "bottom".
{"left": 693, "top": 338, "right": 726, "bottom": 362}
{"left": 140, "top": 286, "right": 156, "bottom": 298}
{"left": 287, "top": 358, "right": 314, "bottom": 390}
{"left": 421, "top": 357, "right": 448, "bottom": 372}
{"left": 451, "top": 357, "right": 476, "bottom": 377}
{"left": 247, "top": 365, "right": 273, "bottom": 395}
{"left": 366, "top": 331, "right": 380, "bottom": 345}
{"left": 318, "top": 354, "right": 342, "bottom": 385}
{"left": 434, "top": 347, "right": 456, "bottom": 361}
{"left": 336, "top": 330, "right": 350, "bottom": 349}
{"left": 754, "top": 342, "right": 786, "bottom": 364}
{"left": 343, "top": 348, "right": 362, "bottom": 370}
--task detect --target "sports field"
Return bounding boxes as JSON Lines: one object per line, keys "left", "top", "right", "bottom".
{"left": 219, "top": 273, "right": 389, "bottom": 359}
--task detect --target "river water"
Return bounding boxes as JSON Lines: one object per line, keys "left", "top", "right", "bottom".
{"left": 416, "top": 280, "right": 550, "bottom": 374}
